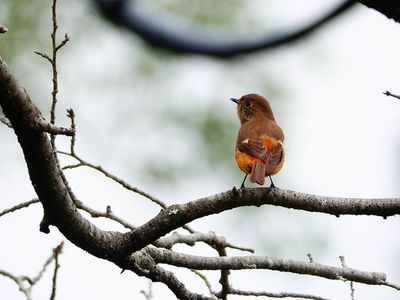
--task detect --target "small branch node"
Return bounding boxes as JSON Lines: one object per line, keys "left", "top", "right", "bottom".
{"left": 35, "top": 119, "right": 75, "bottom": 136}
{"left": 339, "top": 255, "right": 347, "bottom": 268}
{"left": 383, "top": 90, "right": 400, "bottom": 100}
{"left": 56, "top": 33, "right": 70, "bottom": 52}
{"left": 0, "top": 25, "right": 8, "bottom": 33}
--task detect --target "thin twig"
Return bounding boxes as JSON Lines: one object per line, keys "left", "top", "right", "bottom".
{"left": 50, "top": 0, "right": 59, "bottom": 133}
{"left": 0, "top": 199, "right": 40, "bottom": 218}
{"left": 34, "top": 51, "right": 52, "bottom": 63}
{"left": 0, "top": 270, "right": 31, "bottom": 299}
{"left": 383, "top": 90, "right": 400, "bottom": 100}
{"left": 381, "top": 281, "right": 400, "bottom": 290}
{"left": 216, "top": 247, "right": 230, "bottom": 300}
{"left": 339, "top": 256, "right": 355, "bottom": 300}
{"left": 191, "top": 270, "right": 215, "bottom": 296}
{"left": 50, "top": 242, "right": 63, "bottom": 300}
{"left": 67, "top": 109, "right": 76, "bottom": 155}
{"left": 30, "top": 242, "right": 63, "bottom": 285}
{"left": 77, "top": 201, "right": 136, "bottom": 230}
{"left": 59, "top": 151, "right": 164, "bottom": 207}
{"left": 350, "top": 281, "right": 355, "bottom": 300}
{"left": 0, "top": 242, "right": 64, "bottom": 300}
{"left": 229, "top": 288, "right": 329, "bottom": 300}
{"left": 140, "top": 280, "right": 153, "bottom": 300}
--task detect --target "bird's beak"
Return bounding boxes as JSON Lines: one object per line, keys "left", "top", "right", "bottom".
{"left": 230, "top": 98, "right": 239, "bottom": 104}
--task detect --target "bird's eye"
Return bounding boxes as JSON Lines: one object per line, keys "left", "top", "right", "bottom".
{"left": 244, "top": 101, "right": 252, "bottom": 108}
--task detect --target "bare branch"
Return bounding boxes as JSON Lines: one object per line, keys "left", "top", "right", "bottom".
{"left": 229, "top": 288, "right": 329, "bottom": 300}
{"left": 126, "top": 188, "right": 400, "bottom": 254}
{"left": 59, "top": 150, "right": 165, "bottom": 207}
{"left": 190, "top": 270, "right": 215, "bottom": 296}
{"left": 382, "top": 281, "right": 400, "bottom": 290}
{"left": 77, "top": 202, "right": 136, "bottom": 230}
{"left": 50, "top": 0, "right": 60, "bottom": 133}
{"left": 146, "top": 248, "right": 398, "bottom": 290}
{"left": 34, "top": 118, "right": 75, "bottom": 136}
{"left": 66, "top": 108, "right": 76, "bottom": 155}
{"left": 34, "top": 51, "right": 52, "bottom": 63}
{"left": 0, "top": 199, "right": 40, "bottom": 218}
{"left": 155, "top": 231, "right": 254, "bottom": 253}
{"left": 140, "top": 280, "right": 153, "bottom": 300}
{"left": 0, "top": 242, "right": 64, "bottom": 300}
{"left": 127, "top": 251, "right": 212, "bottom": 300}
{"left": 339, "top": 256, "right": 355, "bottom": 300}
{"left": 216, "top": 247, "right": 230, "bottom": 300}
{"left": 31, "top": 242, "right": 64, "bottom": 285}
{"left": 383, "top": 90, "right": 400, "bottom": 100}
{"left": 0, "top": 270, "right": 31, "bottom": 299}
{"left": 55, "top": 33, "right": 70, "bottom": 52}
{"left": 50, "top": 242, "right": 63, "bottom": 300}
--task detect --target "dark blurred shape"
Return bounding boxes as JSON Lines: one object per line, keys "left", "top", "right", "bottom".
{"left": 359, "top": 0, "right": 400, "bottom": 23}
{"left": 93, "top": 0, "right": 355, "bottom": 57}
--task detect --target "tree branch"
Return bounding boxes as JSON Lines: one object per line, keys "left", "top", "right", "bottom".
{"left": 155, "top": 231, "right": 254, "bottom": 253}
{"left": 0, "top": 242, "right": 64, "bottom": 300}
{"left": 383, "top": 90, "right": 400, "bottom": 100}
{"left": 126, "top": 188, "right": 400, "bottom": 253}
{"left": 146, "top": 248, "right": 396, "bottom": 289}
{"left": 0, "top": 199, "right": 40, "bottom": 218}
{"left": 93, "top": 0, "right": 355, "bottom": 57}
{"left": 228, "top": 288, "right": 328, "bottom": 300}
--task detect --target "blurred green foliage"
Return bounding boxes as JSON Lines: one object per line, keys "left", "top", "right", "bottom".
{"left": 0, "top": 0, "right": 48, "bottom": 62}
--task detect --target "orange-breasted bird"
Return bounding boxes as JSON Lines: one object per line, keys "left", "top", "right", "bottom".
{"left": 231, "top": 93, "right": 285, "bottom": 188}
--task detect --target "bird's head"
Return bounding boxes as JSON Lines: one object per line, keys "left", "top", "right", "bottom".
{"left": 230, "top": 93, "right": 275, "bottom": 123}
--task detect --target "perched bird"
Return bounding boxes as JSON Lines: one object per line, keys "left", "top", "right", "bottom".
{"left": 231, "top": 93, "right": 284, "bottom": 188}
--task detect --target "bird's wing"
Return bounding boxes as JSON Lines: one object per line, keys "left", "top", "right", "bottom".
{"left": 265, "top": 141, "right": 283, "bottom": 174}
{"left": 237, "top": 139, "right": 266, "bottom": 160}
{"left": 238, "top": 138, "right": 284, "bottom": 174}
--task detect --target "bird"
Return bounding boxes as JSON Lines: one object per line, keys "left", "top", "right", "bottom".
{"left": 231, "top": 93, "right": 284, "bottom": 188}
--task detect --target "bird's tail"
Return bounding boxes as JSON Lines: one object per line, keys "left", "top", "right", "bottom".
{"left": 250, "top": 159, "right": 266, "bottom": 185}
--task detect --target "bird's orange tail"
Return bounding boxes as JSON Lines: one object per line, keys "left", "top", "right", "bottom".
{"left": 249, "top": 159, "right": 266, "bottom": 185}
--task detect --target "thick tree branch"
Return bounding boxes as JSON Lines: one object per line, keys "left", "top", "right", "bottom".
{"left": 93, "top": 0, "right": 355, "bottom": 57}
{"left": 127, "top": 188, "right": 400, "bottom": 253}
